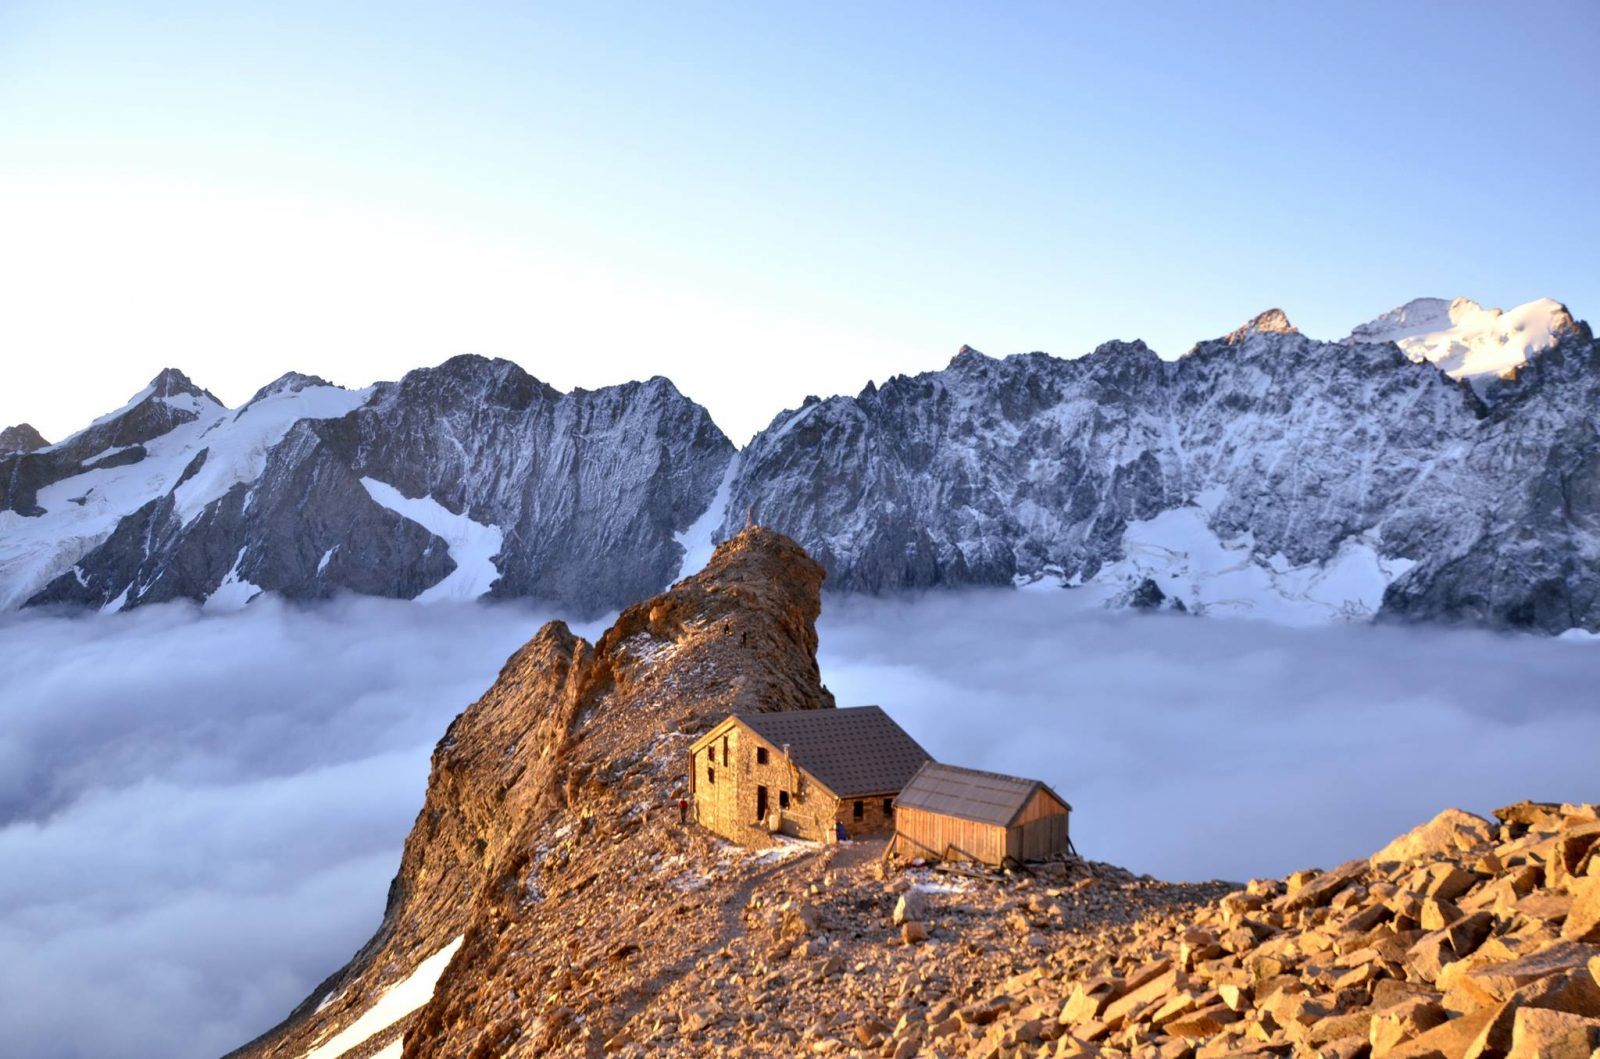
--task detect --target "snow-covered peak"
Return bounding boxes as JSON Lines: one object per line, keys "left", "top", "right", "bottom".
{"left": 1226, "top": 308, "right": 1297, "bottom": 345}
{"left": 1345, "top": 296, "right": 1580, "bottom": 385}
{"left": 0, "top": 423, "right": 48, "bottom": 454}
{"left": 244, "top": 371, "right": 337, "bottom": 407}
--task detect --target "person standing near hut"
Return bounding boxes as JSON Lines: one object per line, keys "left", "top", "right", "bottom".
{"left": 677, "top": 796, "right": 689, "bottom": 825}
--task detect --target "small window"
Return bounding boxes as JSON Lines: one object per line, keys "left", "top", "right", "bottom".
{"left": 853, "top": 800, "right": 864, "bottom": 820}
{"left": 721, "top": 736, "right": 728, "bottom": 766}
{"left": 756, "top": 747, "right": 769, "bottom": 765}
{"left": 707, "top": 762, "right": 715, "bottom": 784}
{"left": 883, "top": 798, "right": 894, "bottom": 818}
{"left": 779, "top": 790, "right": 790, "bottom": 809}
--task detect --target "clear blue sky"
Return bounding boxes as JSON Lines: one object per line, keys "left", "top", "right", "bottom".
{"left": 2, "top": 1, "right": 1597, "bottom": 442}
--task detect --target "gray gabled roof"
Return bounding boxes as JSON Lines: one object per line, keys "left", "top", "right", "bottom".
{"left": 895, "top": 761, "right": 1071, "bottom": 827}
{"left": 735, "top": 706, "right": 932, "bottom": 797}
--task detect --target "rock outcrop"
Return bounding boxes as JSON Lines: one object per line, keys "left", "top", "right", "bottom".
{"left": 0, "top": 423, "right": 47, "bottom": 454}
{"left": 228, "top": 526, "right": 837, "bottom": 1059}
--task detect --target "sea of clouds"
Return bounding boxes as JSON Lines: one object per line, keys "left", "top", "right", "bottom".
{"left": 2, "top": 591, "right": 1598, "bottom": 1058}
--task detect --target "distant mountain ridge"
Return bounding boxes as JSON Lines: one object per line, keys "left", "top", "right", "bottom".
{"left": 3, "top": 296, "right": 1596, "bottom": 632}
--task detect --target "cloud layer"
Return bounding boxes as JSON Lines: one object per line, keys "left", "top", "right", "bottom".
{"left": 819, "top": 591, "right": 1600, "bottom": 881}
{"left": 2, "top": 592, "right": 1598, "bottom": 1057}
{"left": 0, "top": 597, "right": 592, "bottom": 1059}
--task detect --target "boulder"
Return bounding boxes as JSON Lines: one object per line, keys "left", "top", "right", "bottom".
{"left": 1371, "top": 809, "right": 1495, "bottom": 867}
{"left": 1370, "top": 996, "right": 1447, "bottom": 1057}
{"left": 892, "top": 890, "right": 927, "bottom": 927}
{"left": 1492, "top": 801, "right": 1563, "bottom": 829}
{"left": 1384, "top": 1006, "right": 1496, "bottom": 1058}
{"left": 1279, "top": 860, "right": 1368, "bottom": 912}
{"left": 1504, "top": 1006, "right": 1600, "bottom": 1059}
{"left": 1459, "top": 942, "right": 1600, "bottom": 1002}
{"left": 1561, "top": 875, "right": 1600, "bottom": 943}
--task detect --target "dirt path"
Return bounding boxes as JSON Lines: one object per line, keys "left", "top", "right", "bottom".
{"left": 599, "top": 844, "right": 821, "bottom": 1054}
{"left": 827, "top": 835, "right": 887, "bottom": 875}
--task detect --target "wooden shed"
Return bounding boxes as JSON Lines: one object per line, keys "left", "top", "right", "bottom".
{"left": 688, "top": 706, "right": 932, "bottom": 847}
{"left": 891, "top": 762, "right": 1072, "bottom": 866}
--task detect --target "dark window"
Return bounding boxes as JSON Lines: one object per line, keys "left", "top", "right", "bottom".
{"left": 756, "top": 747, "right": 769, "bottom": 765}
{"left": 779, "top": 790, "right": 790, "bottom": 809}
{"left": 721, "top": 736, "right": 728, "bottom": 766}
{"left": 853, "top": 800, "right": 864, "bottom": 820}
{"left": 884, "top": 799, "right": 894, "bottom": 818}
{"left": 707, "top": 762, "right": 715, "bottom": 784}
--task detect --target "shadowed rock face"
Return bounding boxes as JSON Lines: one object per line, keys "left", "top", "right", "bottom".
{"left": 8, "top": 356, "right": 734, "bottom": 616}
{"left": 228, "top": 526, "right": 835, "bottom": 1059}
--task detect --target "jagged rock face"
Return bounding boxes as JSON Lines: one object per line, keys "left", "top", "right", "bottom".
{"left": 7, "top": 298, "right": 1600, "bottom": 631}
{"left": 726, "top": 311, "right": 1600, "bottom": 633}
{"left": 1382, "top": 336, "right": 1600, "bottom": 631}
{"left": 228, "top": 526, "right": 835, "bottom": 1059}
{"left": 0, "top": 423, "right": 48, "bottom": 454}
{"left": 4, "top": 356, "right": 733, "bottom": 615}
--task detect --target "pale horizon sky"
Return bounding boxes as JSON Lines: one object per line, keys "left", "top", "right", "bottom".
{"left": 3, "top": 1, "right": 1597, "bottom": 443}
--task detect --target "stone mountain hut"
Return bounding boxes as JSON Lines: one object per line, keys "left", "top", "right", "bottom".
{"left": 688, "top": 706, "right": 932, "bottom": 846}
{"left": 891, "top": 761, "right": 1072, "bottom": 867}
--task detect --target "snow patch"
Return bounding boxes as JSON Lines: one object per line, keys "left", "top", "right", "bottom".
{"left": 747, "top": 835, "right": 820, "bottom": 865}
{"left": 1077, "top": 507, "right": 1414, "bottom": 625}
{"left": 1, "top": 380, "right": 364, "bottom": 611}
{"left": 205, "top": 548, "right": 263, "bottom": 613}
{"left": 300, "top": 935, "right": 463, "bottom": 1059}
{"left": 673, "top": 454, "right": 738, "bottom": 583}
{"left": 172, "top": 383, "right": 370, "bottom": 525}
{"left": 100, "top": 583, "right": 132, "bottom": 614}
{"left": 359, "top": 478, "right": 503, "bottom": 602}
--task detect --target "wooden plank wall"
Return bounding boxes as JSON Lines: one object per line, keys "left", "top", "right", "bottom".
{"left": 896, "top": 788, "right": 1070, "bottom": 865}
{"left": 1005, "top": 789, "right": 1070, "bottom": 861}
{"left": 895, "top": 805, "right": 1006, "bottom": 865}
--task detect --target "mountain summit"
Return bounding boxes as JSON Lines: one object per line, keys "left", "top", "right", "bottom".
{"left": 1225, "top": 307, "right": 1297, "bottom": 344}
{"left": 1346, "top": 295, "right": 1583, "bottom": 387}
{"left": 0, "top": 423, "right": 47, "bottom": 454}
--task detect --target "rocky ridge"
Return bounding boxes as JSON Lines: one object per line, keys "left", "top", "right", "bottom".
{"left": 1, "top": 356, "right": 732, "bottom": 615}
{"left": 6, "top": 296, "right": 1600, "bottom": 632}
{"left": 228, "top": 528, "right": 1228, "bottom": 1059}
{"left": 233, "top": 529, "right": 1600, "bottom": 1059}
{"left": 724, "top": 298, "right": 1600, "bottom": 632}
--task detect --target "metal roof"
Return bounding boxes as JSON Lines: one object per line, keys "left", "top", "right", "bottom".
{"left": 894, "top": 761, "right": 1071, "bottom": 827}
{"left": 733, "top": 706, "right": 932, "bottom": 797}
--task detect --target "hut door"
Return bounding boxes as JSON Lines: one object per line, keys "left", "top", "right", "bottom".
{"left": 756, "top": 785, "right": 769, "bottom": 823}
